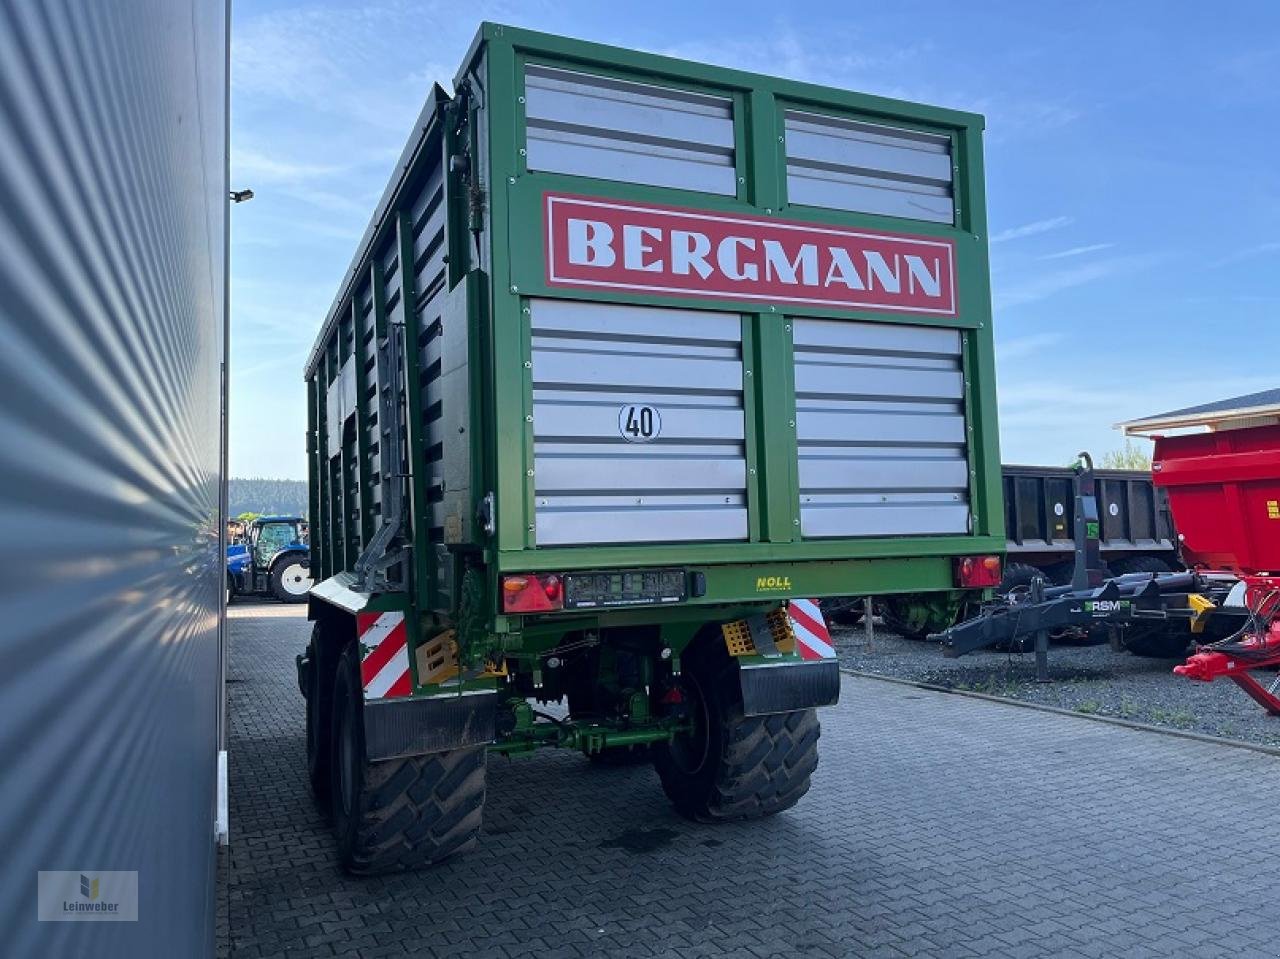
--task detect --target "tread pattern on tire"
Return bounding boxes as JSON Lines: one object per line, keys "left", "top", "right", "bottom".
{"left": 1110, "top": 556, "right": 1174, "bottom": 576}
{"left": 305, "top": 624, "right": 330, "bottom": 806}
{"left": 345, "top": 747, "right": 487, "bottom": 874}
{"left": 1123, "top": 630, "right": 1191, "bottom": 659}
{"left": 706, "top": 707, "right": 820, "bottom": 820}
{"left": 656, "top": 644, "right": 821, "bottom": 822}
{"left": 331, "top": 645, "right": 487, "bottom": 875}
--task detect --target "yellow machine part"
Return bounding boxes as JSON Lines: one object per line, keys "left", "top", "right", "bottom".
{"left": 415, "top": 629, "right": 509, "bottom": 683}
{"left": 415, "top": 629, "right": 460, "bottom": 684}
{"left": 721, "top": 607, "right": 796, "bottom": 657}
{"left": 1186, "top": 593, "right": 1215, "bottom": 634}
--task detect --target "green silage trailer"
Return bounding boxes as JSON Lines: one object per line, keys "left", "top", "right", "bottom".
{"left": 301, "top": 22, "right": 1003, "bottom": 874}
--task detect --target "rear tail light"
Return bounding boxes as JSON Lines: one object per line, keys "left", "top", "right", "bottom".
{"left": 501, "top": 574, "right": 564, "bottom": 613}
{"left": 956, "top": 555, "right": 1002, "bottom": 588}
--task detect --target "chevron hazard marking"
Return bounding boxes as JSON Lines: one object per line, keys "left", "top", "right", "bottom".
{"left": 356, "top": 611, "right": 412, "bottom": 699}
{"left": 788, "top": 599, "right": 835, "bottom": 661}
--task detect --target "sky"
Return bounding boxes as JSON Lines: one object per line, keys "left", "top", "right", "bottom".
{"left": 230, "top": 0, "right": 1280, "bottom": 479}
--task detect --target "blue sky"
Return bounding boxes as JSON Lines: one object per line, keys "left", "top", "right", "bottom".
{"left": 230, "top": 0, "right": 1280, "bottom": 479}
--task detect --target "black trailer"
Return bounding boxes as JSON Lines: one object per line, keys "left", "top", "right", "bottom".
{"left": 1002, "top": 464, "right": 1178, "bottom": 582}
{"left": 832, "top": 462, "right": 1181, "bottom": 638}
{"left": 934, "top": 455, "right": 1246, "bottom": 673}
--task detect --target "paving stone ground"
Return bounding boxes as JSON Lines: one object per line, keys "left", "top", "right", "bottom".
{"left": 221, "top": 601, "right": 1278, "bottom": 958}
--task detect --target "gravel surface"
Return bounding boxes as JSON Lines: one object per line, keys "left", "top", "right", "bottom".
{"left": 833, "top": 620, "right": 1280, "bottom": 750}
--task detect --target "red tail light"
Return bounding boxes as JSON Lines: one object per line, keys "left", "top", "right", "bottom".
{"left": 501, "top": 574, "right": 565, "bottom": 613}
{"left": 956, "top": 555, "right": 1002, "bottom": 588}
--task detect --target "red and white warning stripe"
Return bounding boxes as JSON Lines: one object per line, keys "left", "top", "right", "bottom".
{"left": 356, "top": 611, "right": 412, "bottom": 699}
{"left": 788, "top": 599, "right": 835, "bottom": 661}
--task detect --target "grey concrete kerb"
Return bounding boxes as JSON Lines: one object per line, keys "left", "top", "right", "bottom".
{"left": 841, "top": 667, "right": 1280, "bottom": 759}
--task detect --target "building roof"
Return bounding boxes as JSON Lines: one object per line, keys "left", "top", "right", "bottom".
{"left": 1119, "top": 387, "right": 1280, "bottom": 435}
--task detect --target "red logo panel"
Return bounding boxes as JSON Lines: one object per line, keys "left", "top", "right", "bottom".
{"left": 544, "top": 193, "right": 957, "bottom": 316}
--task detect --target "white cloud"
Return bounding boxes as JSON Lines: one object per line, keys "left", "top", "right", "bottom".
{"left": 231, "top": 148, "right": 347, "bottom": 184}
{"left": 232, "top": 3, "right": 470, "bottom": 133}
{"left": 989, "top": 216, "right": 1073, "bottom": 244}
{"left": 1211, "top": 241, "right": 1280, "bottom": 268}
{"left": 1039, "top": 243, "right": 1116, "bottom": 260}
{"left": 995, "top": 332, "right": 1063, "bottom": 363}
{"left": 993, "top": 253, "right": 1163, "bottom": 310}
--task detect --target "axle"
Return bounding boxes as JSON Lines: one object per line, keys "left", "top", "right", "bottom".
{"left": 490, "top": 698, "right": 693, "bottom": 755}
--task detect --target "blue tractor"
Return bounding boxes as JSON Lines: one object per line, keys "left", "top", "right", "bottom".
{"left": 227, "top": 515, "right": 312, "bottom": 604}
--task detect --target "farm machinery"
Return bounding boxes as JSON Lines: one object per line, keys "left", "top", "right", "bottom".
{"left": 227, "top": 515, "right": 312, "bottom": 604}
{"left": 934, "top": 398, "right": 1280, "bottom": 716}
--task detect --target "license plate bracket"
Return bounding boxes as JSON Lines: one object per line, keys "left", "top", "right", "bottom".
{"left": 563, "top": 569, "right": 688, "bottom": 609}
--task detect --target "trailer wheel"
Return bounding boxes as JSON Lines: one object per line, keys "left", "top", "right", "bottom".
{"left": 329, "top": 645, "right": 487, "bottom": 874}
{"left": 998, "top": 563, "right": 1044, "bottom": 596}
{"left": 654, "top": 640, "right": 819, "bottom": 822}
{"left": 1122, "top": 627, "right": 1192, "bottom": 659}
{"left": 1111, "top": 556, "right": 1174, "bottom": 577}
{"left": 271, "top": 558, "right": 312, "bottom": 604}
{"left": 304, "top": 623, "right": 331, "bottom": 808}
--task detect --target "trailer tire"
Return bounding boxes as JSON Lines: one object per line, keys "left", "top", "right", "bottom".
{"left": 304, "top": 624, "right": 332, "bottom": 808}
{"left": 1111, "top": 556, "right": 1174, "bottom": 577}
{"left": 1122, "top": 628, "right": 1192, "bottom": 659}
{"left": 654, "top": 640, "right": 819, "bottom": 822}
{"left": 271, "top": 557, "right": 312, "bottom": 604}
{"left": 329, "top": 645, "right": 486, "bottom": 875}
{"left": 998, "top": 563, "right": 1045, "bottom": 596}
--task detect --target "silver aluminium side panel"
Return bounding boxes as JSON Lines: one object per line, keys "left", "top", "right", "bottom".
{"left": 525, "top": 64, "right": 736, "bottom": 195}
{"left": 793, "top": 318, "right": 969, "bottom": 537}
{"left": 784, "top": 110, "right": 954, "bottom": 224}
{"left": 530, "top": 299, "right": 747, "bottom": 545}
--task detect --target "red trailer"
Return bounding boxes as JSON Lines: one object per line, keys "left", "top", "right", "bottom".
{"left": 1123, "top": 390, "right": 1280, "bottom": 713}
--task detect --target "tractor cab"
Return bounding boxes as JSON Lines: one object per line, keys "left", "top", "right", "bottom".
{"left": 227, "top": 516, "right": 312, "bottom": 604}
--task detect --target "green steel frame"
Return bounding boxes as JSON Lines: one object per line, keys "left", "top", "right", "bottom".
{"left": 305, "top": 23, "right": 1004, "bottom": 652}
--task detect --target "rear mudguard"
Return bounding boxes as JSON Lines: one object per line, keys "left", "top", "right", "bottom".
{"left": 738, "top": 659, "right": 840, "bottom": 716}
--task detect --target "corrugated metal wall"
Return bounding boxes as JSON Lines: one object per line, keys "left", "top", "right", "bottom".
{"left": 0, "top": 1, "right": 228, "bottom": 956}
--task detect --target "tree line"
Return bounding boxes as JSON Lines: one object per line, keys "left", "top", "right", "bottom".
{"left": 229, "top": 477, "right": 307, "bottom": 518}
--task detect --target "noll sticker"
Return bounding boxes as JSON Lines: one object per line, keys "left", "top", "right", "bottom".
{"left": 618, "top": 404, "right": 661, "bottom": 443}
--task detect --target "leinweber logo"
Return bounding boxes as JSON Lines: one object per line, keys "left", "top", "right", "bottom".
{"left": 38, "top": 870, "right": 138, "bottom": 921}
{"left": 544, "top": 193, "right": 957, "bottom": 316}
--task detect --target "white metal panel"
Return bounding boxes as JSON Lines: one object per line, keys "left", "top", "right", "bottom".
{"left": 784, "top": 109, "right": 954, "bottom": 224}
{"left": 525, "top": 65, "right": 736, "bottom": 195}
{"left": 793, "top": 317, "right": 969, "bottom": 538}
{"left": 530, "top": 299, "right": 747, "bottom": 545}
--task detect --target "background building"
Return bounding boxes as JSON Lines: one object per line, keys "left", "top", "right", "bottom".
{"left": 0, "top": 1, "right": 229, "bottom": 956}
